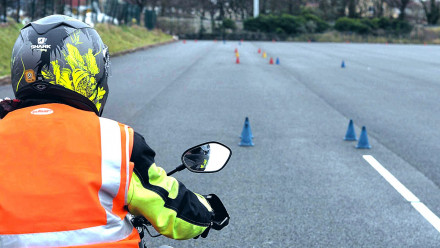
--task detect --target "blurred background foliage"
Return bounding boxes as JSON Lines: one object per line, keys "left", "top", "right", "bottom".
{"left": 0, "top": 0, "right": 439, "bottom": 77}
{"left": 0, "top": 0, "right": 439, "bottom": 47}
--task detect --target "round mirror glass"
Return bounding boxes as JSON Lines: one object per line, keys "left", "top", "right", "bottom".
{"left": 182, "top": 142, "right": 231, "bottom": 173}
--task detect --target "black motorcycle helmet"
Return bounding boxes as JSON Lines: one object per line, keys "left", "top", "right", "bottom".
{"left": 184, "top": 144, "right": 211, "bottom": 171}
{"left": 10, "top": 15, "right": 110, "bottom": 116}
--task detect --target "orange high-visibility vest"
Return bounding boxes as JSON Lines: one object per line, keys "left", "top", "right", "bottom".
{"left": 0, "top": 103, "right": 140, "bottom": 247}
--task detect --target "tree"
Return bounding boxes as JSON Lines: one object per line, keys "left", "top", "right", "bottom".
{"left": 203, "top": 0, "right": 220, "bottom": 32}
{"left": 387, "top": 0, "right": 412, "bottom": 20}
{"left": 373, "top": 0, "right": 386, "bottom": 17}
{"left": 222, "top": 18, "right": 236, "bottom": 30}
{"left": 124, "top": 0, "right": 149, "bottom": 24}
{"left": 16, "top": 0, "right": 20, "bottom": 23}
{"left": 348, "top": 0, "right": 358, "bottom": 17}
{"left": 421, "top": 0, "right": 440, "bottom": 24}
{"left": 319, "top": 0, "right": 343, "bottom": 20}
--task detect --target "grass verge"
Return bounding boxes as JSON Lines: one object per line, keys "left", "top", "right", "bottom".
{"left": 0, "top": 22, "right": 23, "bottom": 78}
{"left": 0, "top": 22, "right": 173, "bottom": 77}
{"left": 94, "top": 24, "right": 173, "bottom": 55}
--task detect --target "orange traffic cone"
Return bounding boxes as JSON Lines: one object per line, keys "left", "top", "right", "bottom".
{"left": 269, "top": 57, "right": 274, "bottom": 64}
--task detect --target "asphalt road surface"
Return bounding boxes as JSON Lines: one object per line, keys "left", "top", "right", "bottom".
{"left": 1, "top": 41, "right": 440, "bottom": 247}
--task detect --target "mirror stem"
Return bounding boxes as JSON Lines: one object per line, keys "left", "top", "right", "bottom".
{"left": 167, "top": 164, "right": 186, "bottom": 176}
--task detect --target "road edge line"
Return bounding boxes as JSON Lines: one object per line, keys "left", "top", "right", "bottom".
{"left": 363, "top": 155, "right": 440, "bottom": 233}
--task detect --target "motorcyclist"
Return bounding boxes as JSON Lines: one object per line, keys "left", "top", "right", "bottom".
{"left": 0, "top": 15, "right": 225, "bottom": 247}
{"left": 184, "top": 144, "right": 210, "bottom": 171}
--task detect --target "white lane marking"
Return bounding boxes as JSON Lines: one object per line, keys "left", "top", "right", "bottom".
{"left": 363, "top": 155, "right": 419, "bottom": 202}
{"left": 412, "top": 202, "right": 440, "bottom": 232}
{"left": 363, "top": 155, "right": 440, "bottom": 233}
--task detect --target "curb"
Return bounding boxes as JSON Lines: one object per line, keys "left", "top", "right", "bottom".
{"left": 0, "top": 38, "right": 177, "bottom": 86}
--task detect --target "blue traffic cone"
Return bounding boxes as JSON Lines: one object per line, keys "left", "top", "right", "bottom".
{"left": 341, "top": 60, "right": 345, "bottom": 68}
{"left": 356, "top": 126, "right": 371, "bottom": 149}
{"left": 276, "top": 57, "right": 280, "bottom": 65}
{"left": 239, "top": 117, "right": 254, "bottom": 147}
{"left": 344, "top": 119, "right": 357, "bottom": 141}
{"left": 240, "top": 117, "right": 254, "bottom": 139}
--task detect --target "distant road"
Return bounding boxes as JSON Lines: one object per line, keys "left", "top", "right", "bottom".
{"left": 1, "top": 41, "right": 440, "bottom": 247}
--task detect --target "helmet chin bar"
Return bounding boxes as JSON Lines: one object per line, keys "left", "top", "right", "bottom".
{"left": 16, "top": 82, "right": 101, "bottom": 116}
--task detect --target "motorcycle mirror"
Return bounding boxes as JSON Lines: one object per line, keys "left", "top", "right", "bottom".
{"left": 181, "top": 142, "right": 231, "bottom": 173}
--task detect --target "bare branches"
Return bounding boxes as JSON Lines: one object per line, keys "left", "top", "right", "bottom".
{"left": 420, "top": 0, "right": 440, "bottom": 24}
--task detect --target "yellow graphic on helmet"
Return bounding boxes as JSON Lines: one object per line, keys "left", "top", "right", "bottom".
{"left": 42, "top": 43, "right": 106, "bottom": 111}
{"left": 71, "top": 30, "right": 83, "bottom": 45}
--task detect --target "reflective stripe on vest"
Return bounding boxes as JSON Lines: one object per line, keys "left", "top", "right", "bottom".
{"left": 0, "top": 117, "right": 133, "bottom": 247}
{"left": 124, "top": 125, "right": 130, "bottom": 206}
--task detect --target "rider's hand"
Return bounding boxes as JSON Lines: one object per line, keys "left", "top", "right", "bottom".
{"left": 193, "top": 194, "right": 229, "bottom": 239}
{"left": 205, "top": 194, "right": 229, "bottom": 230}
{"left": 0, "top": 98, "right": 21, "bottom": 119}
